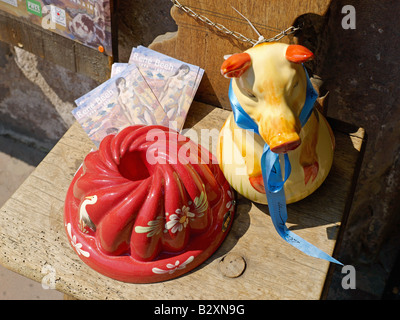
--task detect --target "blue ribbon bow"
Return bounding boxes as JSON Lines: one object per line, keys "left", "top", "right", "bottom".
{"left": 228, "top": 67, "right": 342, "bottom": 265}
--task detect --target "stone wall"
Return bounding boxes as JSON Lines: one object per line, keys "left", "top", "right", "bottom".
{"left": 0, "top": 0, "right": 177, "bottom": 151}
{"left": 116, "top": 0, "right": 178, "bottom": 62}
{"left": 318, "top": 0, "right": 400, "bottom": 267}
{"left": 0, "top": 41, "right": 99, "bottom": 151}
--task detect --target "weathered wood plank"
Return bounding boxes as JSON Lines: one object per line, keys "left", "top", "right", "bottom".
{"left": 150, "top": 0, "right": 332, "bottom": 109}
{"left": 0, "top": 102, "right": 364, "bottom": 300}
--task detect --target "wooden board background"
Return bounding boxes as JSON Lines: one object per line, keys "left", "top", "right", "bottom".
{"left": 150, "top": 0, "right": 332, "bottom": 109}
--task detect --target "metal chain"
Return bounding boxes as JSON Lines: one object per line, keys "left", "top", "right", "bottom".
{"left": 170, "top": 0, "right": 301, "bottom": 46}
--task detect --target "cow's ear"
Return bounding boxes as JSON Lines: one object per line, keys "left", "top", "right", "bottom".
{"left": 221, "top": 53, "right": 252, "bottom": 78}
{"left": 285, "top": 45, "right": 314, "bottom": 64}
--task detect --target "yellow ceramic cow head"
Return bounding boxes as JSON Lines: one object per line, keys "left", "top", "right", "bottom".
{"left": 217, "top": 43, "right": 334, "bottom": 204}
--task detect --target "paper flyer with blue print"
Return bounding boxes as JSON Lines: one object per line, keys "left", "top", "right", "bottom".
{"left": 72, "top": 63, "right": 169, "bottom": 147}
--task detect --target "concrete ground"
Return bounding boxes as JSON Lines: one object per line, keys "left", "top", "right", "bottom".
{"left": 0, "top": 135, "right": 63, "bottom": 300}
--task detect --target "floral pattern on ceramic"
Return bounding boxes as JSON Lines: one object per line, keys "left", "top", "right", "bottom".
{"left": 66, "top": 223, "right": 90, "bottom": 258}
{"left": 165, "top": 206, "right": 194, "bottom": 233}
{"left": 64, "top": 125, "right": 235, "bottom": 283}
{"left": 134, "top": 216, "right": 164, "bottom": 238}
{"left": 152, "top": 256, "right": 194, "bottom": 275}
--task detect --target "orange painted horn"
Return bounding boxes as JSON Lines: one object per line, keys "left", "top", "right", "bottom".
{"left": 285, "top": 45, "right": 314, "bottom": 64}
{"left": 221, "top": 53, "right": 252, "bottom": 78}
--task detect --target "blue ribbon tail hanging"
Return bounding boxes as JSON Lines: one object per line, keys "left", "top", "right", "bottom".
{"left": 228, "top": 66, "right": 343, "bottom": 265}
{"left": 261, "top": 145, "right": 343, "bottom": 266}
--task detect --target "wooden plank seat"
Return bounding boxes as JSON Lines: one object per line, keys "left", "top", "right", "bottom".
{"left": 0, "top": 101, "right": 365, "bottom": 299}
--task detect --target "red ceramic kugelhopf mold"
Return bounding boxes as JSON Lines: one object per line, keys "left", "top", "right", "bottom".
{"left": 64, "top": 125, "right": 235, "bottom": 283}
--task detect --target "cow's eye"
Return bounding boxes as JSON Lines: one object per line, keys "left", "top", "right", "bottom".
{"left": 293, "top": 81, "right": 299, "bottom": 89}
{"left": 246, "top": 90, "right": 256, "bottom": 98}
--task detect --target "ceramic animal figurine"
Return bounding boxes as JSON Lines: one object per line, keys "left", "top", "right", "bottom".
{"left": 217, "top": 43, "right": 334, "bottom": 204}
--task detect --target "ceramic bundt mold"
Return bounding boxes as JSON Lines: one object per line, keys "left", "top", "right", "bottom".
{"left": 64, "top": 125, "right": 235, "bottom": 283}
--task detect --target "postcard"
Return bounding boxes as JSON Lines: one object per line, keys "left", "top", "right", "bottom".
{"left": 110, "top": 62, "right": 128, "bottom": 77}
{"left": 72, "top": 63, "right": 170, "bottom": 147}
{"left": 129, "top": 46, "right": 204, "bottom": 131}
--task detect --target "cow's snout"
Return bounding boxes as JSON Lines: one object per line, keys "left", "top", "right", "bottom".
{"left": 270, "top": 134, "right": 301, "bottom": 153}
{"left": 259, "top": 115, "right": 301, "bottom": 154}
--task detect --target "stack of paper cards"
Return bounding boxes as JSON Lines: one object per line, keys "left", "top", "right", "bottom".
{"left": 72, "top": 46, "right": 204, "bottom": 147}
{"left": 129, "top": 46, "right": 204, "bottom": 131}
{"left": 73, "top": 63, "right": 170, "bottom": 147}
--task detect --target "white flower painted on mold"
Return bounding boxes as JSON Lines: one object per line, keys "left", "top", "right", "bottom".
{"left": 152, "top": 256, "right": 194, "bottom": 274}
{"left": 165, "top": 206, "right": 195, "bottom": 233}
{"left": 66, "top": 223, "right": 90, "bottom": 258}
{"left": 226, "top": 190, "right": 235, "bottom": 210}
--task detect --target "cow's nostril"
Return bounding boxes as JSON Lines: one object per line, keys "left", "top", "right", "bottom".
{"left": 270, "top": 139, "right": 301, "bottom": 154}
